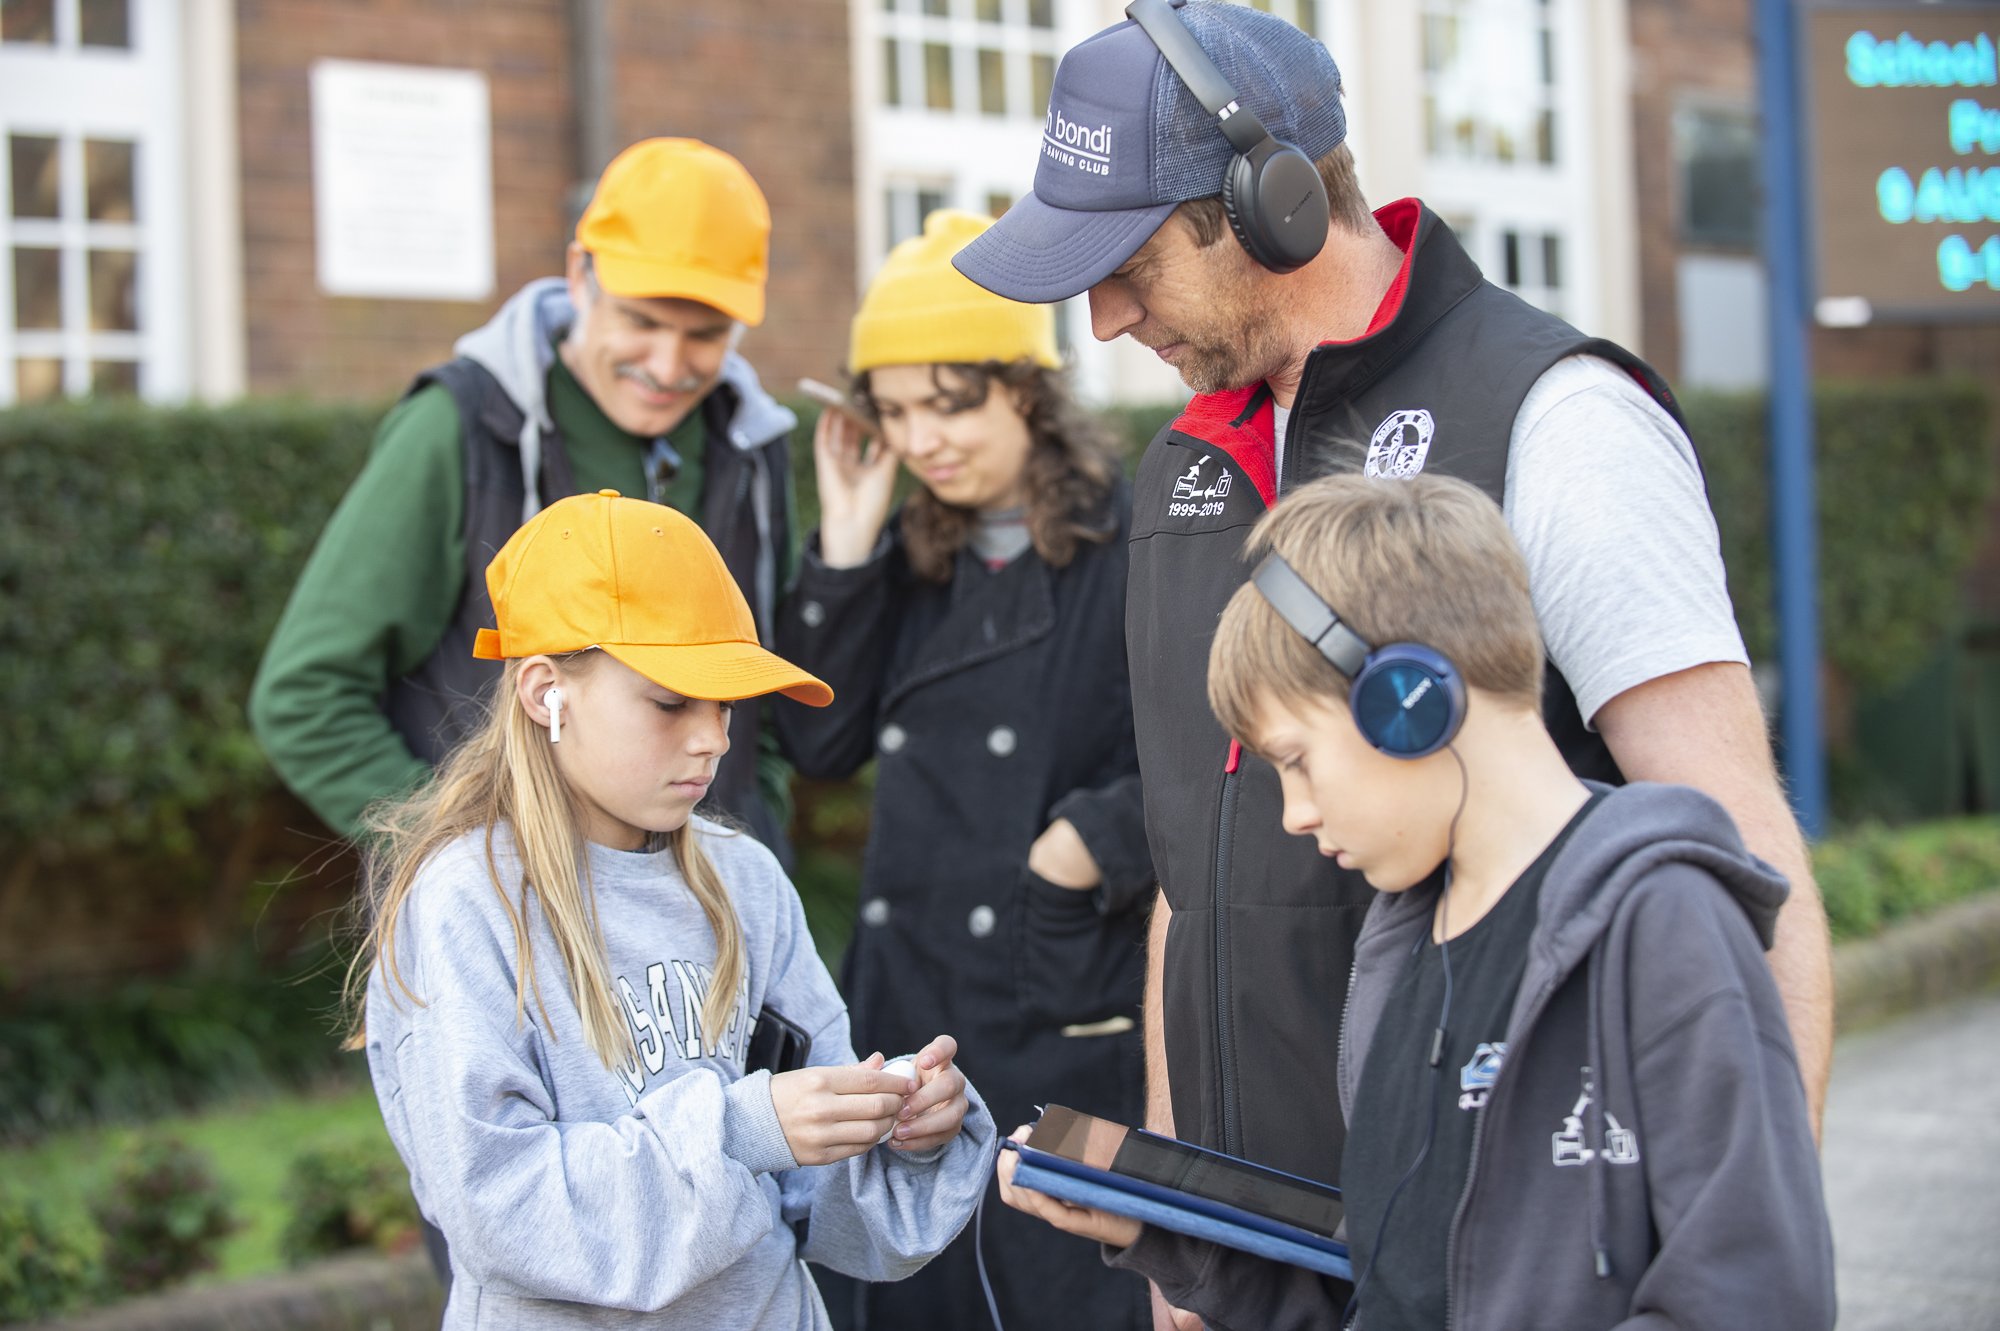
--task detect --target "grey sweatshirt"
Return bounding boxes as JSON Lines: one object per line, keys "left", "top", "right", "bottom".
{"left": 1109, "top": 781, "right": 1836, "bottom": 1330}
{"left": 364, "top": 818, "right": 996, "bottom": 1329}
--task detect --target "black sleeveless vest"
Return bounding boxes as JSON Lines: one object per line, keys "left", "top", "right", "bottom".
{"left": 1125, "top": 202, "right": 1691, "bottom": 1182}
{"left": 381, "top": 357, "right": 791, "bottom": 853}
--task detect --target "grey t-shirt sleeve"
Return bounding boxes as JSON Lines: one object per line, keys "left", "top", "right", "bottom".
{"left": 1503, "top": 354, "right": 1749, "bottom": 728}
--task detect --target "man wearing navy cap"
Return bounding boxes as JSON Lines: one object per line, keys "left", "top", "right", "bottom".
{"left": 958, "top": 2, "right": 1830, "bottom": 1317}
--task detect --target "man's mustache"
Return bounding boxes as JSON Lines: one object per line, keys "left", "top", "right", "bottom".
{"left": 618, "top": 364, "right": 708, "bottom": 395}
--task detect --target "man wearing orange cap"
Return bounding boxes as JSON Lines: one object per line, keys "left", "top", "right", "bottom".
{"left": 252, "top": 138, "right": 800, "bottom": 860}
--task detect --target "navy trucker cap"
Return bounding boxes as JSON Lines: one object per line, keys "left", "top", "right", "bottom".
{"left": 954, "top": 0, "right": 1346, "bottom": 304}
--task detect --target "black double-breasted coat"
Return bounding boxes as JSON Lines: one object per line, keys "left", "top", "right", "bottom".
{"left": 773, "top": 487, "right": 1152, "bottom": 1331}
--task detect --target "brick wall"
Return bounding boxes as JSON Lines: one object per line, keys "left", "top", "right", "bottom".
{"left": 236, "top": 0, "right": 576, "bottom": 400}
{"left": 235, "top": 1, "right": 857, "bottom": 402}
{"left": 1628, "top": 0, "right": 2000, "bottom": 387}
{"left": 609, "top": 2, "right": 859, "bottom": 392}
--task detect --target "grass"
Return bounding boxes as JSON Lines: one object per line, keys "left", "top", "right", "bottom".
{"left": 5, "top": 1079, "right": 390, "bottom": 1285}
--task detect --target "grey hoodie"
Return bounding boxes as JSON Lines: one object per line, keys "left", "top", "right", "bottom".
{"left": 1109, "top": 781, "right": 1836, "bottom": 1330}
{"left": 452, "top": 277, "right": 796, "bottom": 625}
{"left": 364, "top": 817, "right": 995, "bottom": 1330}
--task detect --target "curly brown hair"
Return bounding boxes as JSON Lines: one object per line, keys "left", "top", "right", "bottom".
{"left": 855, "top": 361, "right": 1124, "bottom": 584}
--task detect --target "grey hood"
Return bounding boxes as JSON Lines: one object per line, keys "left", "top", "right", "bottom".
{"left": 1338, "top": 780, "right": 1831, "bottom": 1330}
{"left": 452, "top": 277, "right": 796, "bottom": 524}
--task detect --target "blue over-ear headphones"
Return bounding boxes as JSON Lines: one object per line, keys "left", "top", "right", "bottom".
{"left": 1250, "top": 552, "right": 1467, "bottom": 758}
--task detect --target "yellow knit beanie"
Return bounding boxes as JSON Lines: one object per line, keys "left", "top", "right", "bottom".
{"left": 848, "top": 211, "right": 1061, "bottom": 374}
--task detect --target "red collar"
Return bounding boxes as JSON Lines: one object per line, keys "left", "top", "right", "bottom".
{"left": 1167, "top": 198, "right": 1425, "bottom": 506}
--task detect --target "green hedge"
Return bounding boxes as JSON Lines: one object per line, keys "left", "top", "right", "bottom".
{"left": 1691, "top": 381, "right": 1992, "bottom": 692}
{"left": 0, "top": 379, "right": 1989, "bottom": 865}
{"left": 1815, "top": 815, "right": 2000, "bottom": 940}
{"left": 0, "top": 400, "right": 381, "bottom": 855}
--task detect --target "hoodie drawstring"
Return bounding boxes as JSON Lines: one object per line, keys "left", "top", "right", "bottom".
{"left": 1584, "top": 953, "right": 1614, "bottom": 1280}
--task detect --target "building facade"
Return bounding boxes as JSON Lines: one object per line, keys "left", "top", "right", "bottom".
{"left": 15, "top": 0, "right": 1947, "bottom": 413}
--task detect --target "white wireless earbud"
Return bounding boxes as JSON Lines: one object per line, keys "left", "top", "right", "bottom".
{"left": 543, "top": 687, "right": 564, "bottom": 743}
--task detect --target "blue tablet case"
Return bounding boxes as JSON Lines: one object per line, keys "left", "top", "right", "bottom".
{"left": 1010, "top": 1158, "right": 1354, "bottom": 1281}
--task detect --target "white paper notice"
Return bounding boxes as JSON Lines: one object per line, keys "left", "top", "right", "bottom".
{"left": 311, "top": 60, "right": 494, "bottom": 301}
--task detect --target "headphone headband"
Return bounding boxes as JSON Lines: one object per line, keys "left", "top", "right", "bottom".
{"left": 1250, "top": 553, "right": 1372, "bottom": 679}
{"left": 1125, "top": 0, "right": 1274, "bottom": 159}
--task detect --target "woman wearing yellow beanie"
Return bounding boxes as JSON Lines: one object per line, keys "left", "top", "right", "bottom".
{"left": 774, "top": 211, "right": 1151, "bottom": 1331}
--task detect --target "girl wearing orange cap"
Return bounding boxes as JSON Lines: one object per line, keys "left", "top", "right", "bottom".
{"left": 774, "top": 212, "right": 1151, "bottom": 1331}
{"left": 347, "top": 490, "right": 995, "bottom": 1330}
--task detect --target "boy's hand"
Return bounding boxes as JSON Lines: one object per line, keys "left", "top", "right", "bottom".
{"left": 769, "top": 1054, "right": 908, "bottom": 1165}
{"left": 997, "top": 1125, "right": 1143, "bottom": 1248}
{"left": 888, "top": 1034, "right": 970, "bottom": 1153}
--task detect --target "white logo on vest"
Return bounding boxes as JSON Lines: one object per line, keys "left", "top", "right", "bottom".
{"left": 1365, "top": 409, "right": 1436, "bottom": 478}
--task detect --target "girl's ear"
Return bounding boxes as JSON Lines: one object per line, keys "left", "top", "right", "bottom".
{"left": 516, "top": 656, "right": 560, "bottom": 727}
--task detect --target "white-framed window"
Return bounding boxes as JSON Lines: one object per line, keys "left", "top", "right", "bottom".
{"left": 1237, "top": 0, "right": 1323, "bottom": 41}
{"left": 1, "top": 0, "right": 185, "bottom": 405}
{"left": 1414, "top": 0, "right": 1602, "bottom": 327}
{"left": 1420, "top": 0, "right": 1558, "bottom": 167}
{"left": 877, "top": 0, "right": 1061, "bottom": 121}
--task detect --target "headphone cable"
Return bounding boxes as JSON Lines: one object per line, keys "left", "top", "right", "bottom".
{"left": 1341, "top": 746, "right": 1468, "bottom": 1327}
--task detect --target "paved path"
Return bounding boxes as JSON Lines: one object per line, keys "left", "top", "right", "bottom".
{"left": 1823, "top": 988, "right": 2000, "bottom": 1329}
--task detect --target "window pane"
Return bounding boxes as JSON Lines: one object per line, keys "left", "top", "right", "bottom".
{"left": 1677, "top": 106, "right": 1758, "bottom": 249}
{"left": 1536, "top": 109, "right": 1556, "bottom": 165}
{"left": 976, "top": 0, "right": 1002, "bottom": 19}
{"left": 985, "top": 190, "right": 1012, "bottom": 218}
{"left": 882, "top": 37, "right": 902, "bottom": 106}
{"left": 1031, "top": 52, "right": 1054, "bottom": 116}
{"left": 1538, "top": 27, "right": 1554, "bottom": 87}
{"left": 10, "top": 135, "right": 60, "bottom": 218}
{"left": 1, "top": 0, "right": 55, "bottom": 44}
{"left": 979, "top": 48, "right": 1006, "bottom": 116}
{"left": 924, "top": 42, "right": 952, "bottom": 111}
{"left": 12, "top": 247, "right": 62, "bottom": 329}
{"left": 91, "top": 359, "right": 137, "bottom": 395}
{"left": 86, "top": 138, "right": 136, "bottom": 222}
{"left": 1501, "top": 230, "right": 1521, "bottom": 287}
{"left": 922, "top": 0, "right": 947, "bottom": 14}
{"left": 1296, "top": 0, "right": 1318, "bottom": 37}
{"left": 15, "top": 358, "right": 62, "bottom": 402}
{"left": 918, "top": 188, "right": 947, "bottom": 221}
{"left": 1027, "top": 0, "right": 1052, "bottom": 28}
{"left": 1542, "top": 233, "right": 1563, "bottom": 290}
{"left": 88, "top": 247, "right": 138, "bottom": 331}
{"left": 79, "top": 0, "right": 128, "bottom": 48}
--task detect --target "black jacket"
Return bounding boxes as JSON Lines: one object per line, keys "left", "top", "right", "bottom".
{"left": 773, "top": 490, "right": 1152, "bottom": 1331}
{"left": 1110, "top": 784, "right": 1834, "bottom": 1331}
{"left": 1127, "top": 202, "right": 1688, "bottom": 1185}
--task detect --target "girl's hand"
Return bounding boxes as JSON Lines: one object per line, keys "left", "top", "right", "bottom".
{"left": 887, "top": 1034, "right": 970, "bottom": 1153}
{"left": 1027, "top": 816, "right": 1103, "bottom": 891}
{"left": 769, "top": 1053, "right": 909, "bottom": 1166}
{"left": 813, "top": 405, "right": 899, "bottom": 569}
{"left": 996, "top": 1125, "right": 1143, "bottom": 1248}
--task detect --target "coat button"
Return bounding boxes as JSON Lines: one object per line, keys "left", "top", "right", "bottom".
{"left": 862, "top": 897, "right": 890, "bottom": 926}
{"left": 986, "top": 725, "right": 1016, "bottom": 757}
{"left": 879, "top": 723, "right": 906, "bottom": 753}
{"left": 967, "top": 905, "right": 996, "bottom": 938}
{"left": 799, "top": 600, "right": 825, "bottom": 628}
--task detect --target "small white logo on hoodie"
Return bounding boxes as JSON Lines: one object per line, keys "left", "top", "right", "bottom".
{"left": 1551, "top": 1068, "right": 1642, "bottom": 1166}
{"left": 1459, "top": 1041, "right": 1508, "bottom": 1110}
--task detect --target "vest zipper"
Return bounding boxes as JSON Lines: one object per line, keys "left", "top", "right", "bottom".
{"left": 1214, "top": 740, "right": 1243, "bottom": 1155}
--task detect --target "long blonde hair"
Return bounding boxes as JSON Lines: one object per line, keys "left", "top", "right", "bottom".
{"left": 343, "top": 651, "right": 746, "bottom": 1070}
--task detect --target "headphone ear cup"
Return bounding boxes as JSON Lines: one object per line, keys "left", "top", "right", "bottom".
{"left": 1349, "top": 647, "right": 1467, "bottom": 759}
{"left": 1220, "top": 152, "right": 1269, "bottom": 269}
{"left": 1223, "top": 142, "right": 1329, "bottom": 274}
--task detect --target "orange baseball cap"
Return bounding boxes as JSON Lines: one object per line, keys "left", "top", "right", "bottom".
{"left": 575, "top": 138, "right": 771, "bottom": 326}
{"left": 473, "top": 490, "right": 831, "bottom": 708}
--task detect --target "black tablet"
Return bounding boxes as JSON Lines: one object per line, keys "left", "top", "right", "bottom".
{"left": 1022, "top": 1104, "right": 1344, "bottom": 1240}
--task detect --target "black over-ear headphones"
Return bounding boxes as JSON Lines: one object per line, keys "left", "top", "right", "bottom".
{"left": 1251, "top": 552, "right": 1467, "bottom": 758}
{"left": 1125, "top": 0, "right": 1329, "bottom": 273}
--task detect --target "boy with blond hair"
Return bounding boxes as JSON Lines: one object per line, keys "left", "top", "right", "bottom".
{"left": 998, "top": 473, "right": 1834, "bottom": 1330}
